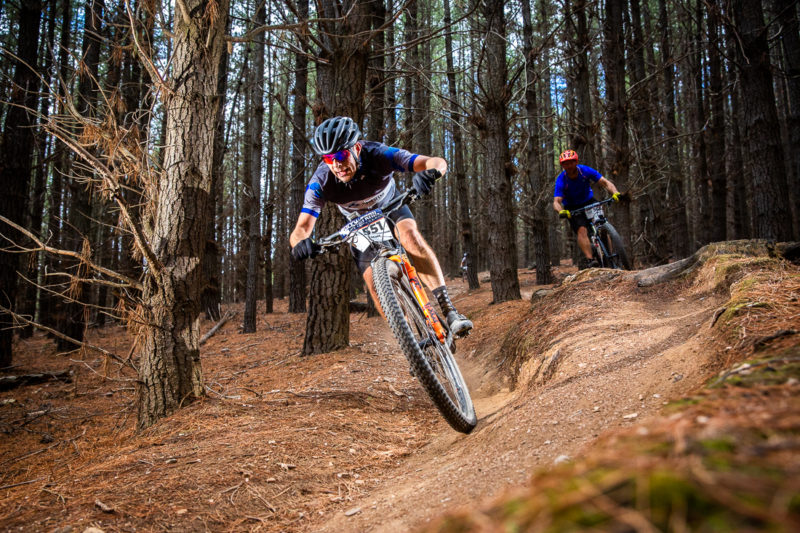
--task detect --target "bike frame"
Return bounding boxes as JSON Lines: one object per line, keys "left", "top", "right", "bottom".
{"left": 317, "top": 191, "right": 448, "bottom": 344}
{"left": 570, "top": 198, "right": 616, "bottom": 267}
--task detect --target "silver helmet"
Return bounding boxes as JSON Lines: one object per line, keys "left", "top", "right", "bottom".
{"left": 311, "top": 116, "right": 361, "bottom": 155}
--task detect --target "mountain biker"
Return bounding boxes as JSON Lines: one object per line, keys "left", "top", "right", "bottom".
{"left": 552, "top": 149, "right": 621, "bottom": 268}
{"left": 289, "top": 116, "right": 473, "bottom": 337}
{"left": 460, "top": 252, "right": 469, "bottom": 281}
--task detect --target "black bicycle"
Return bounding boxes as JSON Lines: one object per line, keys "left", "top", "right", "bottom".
{"left": 569, "top": 198, "right": 631, "bottom": 270}
{"left": 316, "top": 191, "right": 477, "bottom": 433}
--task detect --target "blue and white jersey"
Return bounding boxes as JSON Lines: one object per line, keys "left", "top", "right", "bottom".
{"left": 301, "top": 141, "right": 419, "bottom": 219}
{"left": 553, "top": 164, "right": 603, "bottom": 207}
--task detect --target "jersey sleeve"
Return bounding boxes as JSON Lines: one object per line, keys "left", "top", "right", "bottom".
{"left": 376, "top": 145, "right": 419, "bottom": 173}
{"left": 553, "top": 173, "right": 565, "bottom": 198}
{"left": 301, "top": 168, "right": 327, "bottom": 218}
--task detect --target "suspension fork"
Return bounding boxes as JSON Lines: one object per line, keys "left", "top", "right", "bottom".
{"left": 388, "top": 254, "right": 447, "bottom": 343}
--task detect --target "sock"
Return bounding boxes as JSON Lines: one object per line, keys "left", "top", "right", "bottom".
{"left": 432, "top": 286, "right": 455, "bottom": 316}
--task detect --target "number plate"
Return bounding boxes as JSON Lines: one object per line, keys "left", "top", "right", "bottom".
{"left": 350, "top": 217, "right": 393, "bottom": 252}
{"left": 585, "top": 206, "right": 603, "bottom": 222}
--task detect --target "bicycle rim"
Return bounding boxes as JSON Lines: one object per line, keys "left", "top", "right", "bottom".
{"left": 373, "top": 257, "right": 477, "bottom": 433}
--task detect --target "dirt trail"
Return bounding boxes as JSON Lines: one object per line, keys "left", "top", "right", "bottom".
{"left": 309, "top": 273, "right": 725, "bottom": 532}
{"left": 0, "top": 266, "right": 734, "bottom": 532}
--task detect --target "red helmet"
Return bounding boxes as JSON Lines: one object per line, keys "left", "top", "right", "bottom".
{"left": 559, "top": 150, "right": 578, "bottom": 164}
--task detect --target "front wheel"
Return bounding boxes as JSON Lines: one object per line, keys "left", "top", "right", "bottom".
{"left": 373, "top": 257, "right": 477, "bottom": 433}
{"left": 599, "top": 223, "right": 631, "bottom": 270}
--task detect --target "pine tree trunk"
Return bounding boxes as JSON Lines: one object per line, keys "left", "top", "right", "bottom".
{"left": 690, "top": 1, "right": 710, "bottom": 247}
{"left": 658, "top": 0, "right": 689, "bottom": 259}
{"left": 288, "top": 0, "right": 309, "bottom": 313}
{"left": 731, "top": 0, "right": 793, "bottom": 241}
{"left": 602, "top": 0, "right": 631, "bottom": 247}
{"left": 262, "top": 43, "right": 276, "bottom": 315}
{"left": 203, "top": 5, "right": 231, "bottom": 322}
{"left": 137, "top": 0, "right": 229, "bottom": 430}
{"left": 479, "top": 0, "right": 521, "bottom": 303}
{"left": 776, "top": 0, "right": 800, "bottom": 239}
{"left": 303, "top": 0, "right": 371, "bottom": 355}
{"left": 19, "top": 0, "right": 56, "bottom": 338}
{"left": 566, "top": 0, "right": 597, "bottom": 167}
{"left": 521, "top": 0, "right": 553, "bottom": 285}
{"left": 243, "top": 3, "right": 266, "bottom": 333}
{"left": 41, "top": 0, "right": 72, "bottom": 332}
{"left": 444, "top": 0, "right": 479, "bottom": 290}
{"left": 58, "top": 0, "right": 103, "bottom": 352}
{"left": 708, "top": 2, "right": 727, "bottom": 242}
{"left": 0, "top": 0, "right": 41, "bottom": 366}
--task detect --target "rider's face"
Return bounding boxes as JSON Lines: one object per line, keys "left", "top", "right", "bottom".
{"left": 325, "top": 143, "right": 361, "bottom": 182}
{"left": 561, "top": 159, "right": 578, "bottom": 176}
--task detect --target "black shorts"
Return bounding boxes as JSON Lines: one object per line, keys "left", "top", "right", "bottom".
{"left": 566, "top": 200, "right": 594, "bottom": 234}
{"left": 349, "top": 203, "right": 414, "bottom": 274}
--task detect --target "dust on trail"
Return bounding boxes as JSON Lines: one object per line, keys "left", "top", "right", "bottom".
{"left": 308, "top": 272, "right": 725, "bottom": 532}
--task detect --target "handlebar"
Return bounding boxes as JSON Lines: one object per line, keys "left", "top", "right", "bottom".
{"left": 567, "top": 197, "right": 616, "bottom": 216}
{"left": 316, "top": 189, "right": 418, "bottom": 251}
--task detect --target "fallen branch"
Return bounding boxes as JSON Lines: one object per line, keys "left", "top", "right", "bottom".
{"left": 200, "top": 310, "right": 236, "bottom": 346}
{"left": 0, "top": 303, "right": 135, "bottom": 372}
{"left": 0, "top": 371, "right": 71, "bottom": 391}
{"left": 0, "top": 477, "right": 47, "bottom": 491}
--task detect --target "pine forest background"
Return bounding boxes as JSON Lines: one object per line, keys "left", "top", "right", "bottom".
{"left": 0, "top": 0, "right": 798, "bottom": 427}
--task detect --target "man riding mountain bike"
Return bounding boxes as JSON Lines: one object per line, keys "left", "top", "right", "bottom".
{"left": 552, "top": 149, "right": 621, "bottom": 269}
{"left": 289, "top": 116, "right": 473, "bottom": 337}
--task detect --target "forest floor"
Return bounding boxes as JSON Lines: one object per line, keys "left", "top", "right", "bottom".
{"left": 1, "top": 245, "right": 799, "bottom": 532}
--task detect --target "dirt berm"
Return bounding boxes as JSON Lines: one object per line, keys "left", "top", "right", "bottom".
{"left": 0, "top": 240, "right": 797, "bottom": 532}
{"left": 315, "top": 240, "right": 800, "bottom": 532}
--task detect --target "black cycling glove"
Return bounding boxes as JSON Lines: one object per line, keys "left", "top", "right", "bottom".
{"left": 291, "top": 237, "right": 321, "bottom": 261}
{"left": 412, "top": 168, "right": 442, "bottom": 197}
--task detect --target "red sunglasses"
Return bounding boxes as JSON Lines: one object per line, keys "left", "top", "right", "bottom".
{"left": 322, "top": 149, "right": 351, "bottom": 165}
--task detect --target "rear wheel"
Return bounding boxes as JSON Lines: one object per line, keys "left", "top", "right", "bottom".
{"left": 599, "top": 223, "right": 631, "bottom": 270}
{"left": 373, "top": 257, "right": 477, "bottom": 433}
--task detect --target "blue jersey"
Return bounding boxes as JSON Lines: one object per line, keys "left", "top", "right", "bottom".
{"left": 301, "top": 141, "right": 419, "bottom": 219}
{"left": 553, "top": 165, "right": 603, "bottom": 207}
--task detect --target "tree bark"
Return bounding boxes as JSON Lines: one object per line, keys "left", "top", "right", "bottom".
{"left": 708, "top": 1, "right": 727, "bottom": 242}
{"left": 731, "top": 0, "right": 793, "bottom": 241}
{"left": 58, "top": 0, "right": 103, "bottom": 352}
{"left": 288, "top": 0, "right": 309, "bottom": 313}
{"left": 0, "top": 0, "right": 41, "bottom": 366}
{"left": 658, "top": 0, "right": 689, "bottom": 259}
{"left": 522, "top": 0, "right": 553, "bottom": 285}
{"left": 566, "top": 0, "right": 596, "bottom": 167}
{"left": 602, "top": 0, "right": 631, "bottom": 246}
{"left": 203, "top": 3, "right": 231, "bottom": 322}
{"left": 41, "top": 0, "right": 72, "bottom": 332}
{"left": 444, "top": 0, "right": 479, "bottom": 290}
{"left": 303, "top": 0, "right": 371, "bottom": 354}
{"left": 479, "top": 0, "right": 521, "bottom": 303}
{"left": 137, "top": 0, "right": 229, "bottom": 430}
{"left": 19, "top": 0, "right": 56, "bottom": 337}
{"left": 243, "top": 2, "right": 267, "bottom": 333}
{"left": 776, "top": 0, "right": 800, "bottom": 239}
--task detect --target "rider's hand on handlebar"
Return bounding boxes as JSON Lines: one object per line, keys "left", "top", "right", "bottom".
{"left": 412, "top": 168, "right": 441, "bottom": 197}
{"left": 558, "top": 209, "right": 571, "bottom": 219}
{"left": 612, "top": 192, "right": 621, "bottom": 202}
{"left": 291, "top": 237, "right": 322, "bottom": 261}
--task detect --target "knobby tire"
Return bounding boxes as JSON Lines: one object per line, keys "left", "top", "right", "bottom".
{"left": 372, "top": 257, "right": 477, "bottom": 433}
{"left": 600, "top": 223, "right": 631, "bottom": 270}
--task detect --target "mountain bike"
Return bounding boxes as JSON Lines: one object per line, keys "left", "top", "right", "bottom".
{"left": 569, "top": 198, "right": 631, "bottom": 270}
{"left": 316, "top": 191, "right": 477, "bottom": 434}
